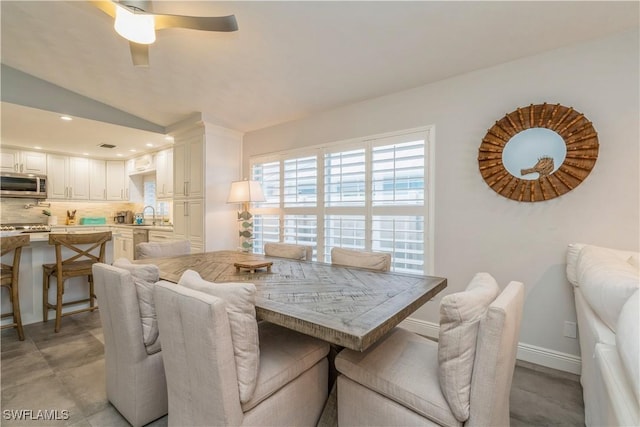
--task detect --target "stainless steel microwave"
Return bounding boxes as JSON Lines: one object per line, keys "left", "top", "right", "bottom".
{"left": 0, "top": 172, "right": 47, "bottom": 198}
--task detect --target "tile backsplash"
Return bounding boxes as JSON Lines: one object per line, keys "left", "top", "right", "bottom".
{"left": 0, "top": 198, "right": 144, "bottom": 224}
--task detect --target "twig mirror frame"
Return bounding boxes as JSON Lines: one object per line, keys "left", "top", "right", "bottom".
{"left": 478, "top": 103, "right": 599, "bottom": 202}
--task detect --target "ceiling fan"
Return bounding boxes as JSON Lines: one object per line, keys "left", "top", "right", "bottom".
{"left": 91, "top": 1, "right": 238, "bottom": 67}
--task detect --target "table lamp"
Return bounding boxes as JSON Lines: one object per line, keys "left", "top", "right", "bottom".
{"left": 227, "top": 179, "right": 266, "bottom": 252}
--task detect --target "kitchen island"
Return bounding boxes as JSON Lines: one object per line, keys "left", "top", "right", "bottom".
{"left": 0, "top": 224, "right": 174, "bottom": 328}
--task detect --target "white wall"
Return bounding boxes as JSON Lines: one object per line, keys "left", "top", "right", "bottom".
{"left": 243, "top": 29, "right": 639, "bottom": 365}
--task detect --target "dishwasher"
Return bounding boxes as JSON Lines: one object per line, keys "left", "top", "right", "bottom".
{"left": 132, "top": 229, "right": 149, "bottom": 260}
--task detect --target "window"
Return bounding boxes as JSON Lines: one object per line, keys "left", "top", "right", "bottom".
{"left": 250, "top": 127, "right": 433, "bottom": 274}
{"left": 143, "top": 176, "right": 170, "bottom": 220}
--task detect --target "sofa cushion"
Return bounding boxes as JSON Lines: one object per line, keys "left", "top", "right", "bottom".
{"left": 178, "top": 269, "right": 260, "bottom": 404}
{"left": 113, "top": 258, "right": 161, "bottom": 354}
{"left": 438, "top": 272, "right": 500, "bottom": 422}
{"left": 616, "top": 290, "right": 639, "bottom": 403}
{"left": 576, "top": 246, "right": 640, "bottom": 331}
{"left": 241, "top": 321, "right": 329, "bottom": 412}
{"left": 336, "top": 327, "right": 461, "bottom": 427}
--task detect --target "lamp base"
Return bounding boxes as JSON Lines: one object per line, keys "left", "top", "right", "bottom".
{"left": 237, "top": 208, "right": 254, "bottom": 252}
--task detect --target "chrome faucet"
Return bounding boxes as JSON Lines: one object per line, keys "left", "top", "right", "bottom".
{"left": 142, "top": 205, "right": 156, "bottom": 226}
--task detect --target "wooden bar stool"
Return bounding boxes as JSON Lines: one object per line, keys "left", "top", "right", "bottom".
{"left": 43, "top": 231, "right": 112, "bottom": 332}
{"left": 1, "top": 234, "right": 30, "bottom": 340}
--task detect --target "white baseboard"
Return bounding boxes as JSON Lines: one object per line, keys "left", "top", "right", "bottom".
{"left": 399, "top": 317, "right": 582, "bottom": 375}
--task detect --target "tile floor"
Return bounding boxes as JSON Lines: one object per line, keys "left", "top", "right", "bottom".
{"left": 1, "top": 312, "right": 585, "bottom": 426}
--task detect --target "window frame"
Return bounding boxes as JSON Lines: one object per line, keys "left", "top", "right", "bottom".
{"left": 249, "top": 126, "right": 435, "bottom": 274}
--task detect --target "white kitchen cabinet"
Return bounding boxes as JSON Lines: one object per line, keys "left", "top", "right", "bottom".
{"left": 173, "top": 135, "right": 203, "bottom": 199}
{"left": 69, "top": 157, "right": 89, "bottom": 199}
{"left": 113, "top": 228, "right": 134, "bottom": 261}
{"left": 106, "top": 160, "right": 127, "bottom": 200}
{"left": 172, "top": 199, "right": 203, "bottom": 253}
{"left": 148, "top": 230, "right": 176, "bottom": 243}
{"left": 46, "top": 155, "right": 69, "bottom": 199}
{"left": 1, "top": 148, "right": 47, "bottom": 174}
{"left": 89, "top": 159, "right": 106, "bottom": 200}
{"left": 46, "top": 154, "right": 89, "bottom": 199}
{"left": 155, "top": 149, "right": 173, "bottom": 199}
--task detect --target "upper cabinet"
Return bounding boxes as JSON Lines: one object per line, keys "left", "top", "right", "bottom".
{"left": 174, "top": 135, "right": 203, "bottom": 199}
{"left": 89, "top": 159, "right": 106, "bottom": 200}
{"left": 47, "top": 154, "right": 89, "bottom": 199}
{"left": 155, "top": 149, "right": 173, "bottom": 199}
{"left": 1, "top": 148, "right": 47, "bottom": 174}
{"left": 106, "top": 160, "right": 127, "bottom": 200}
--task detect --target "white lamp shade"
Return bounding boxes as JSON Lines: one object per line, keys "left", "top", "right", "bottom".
{"left": 114, "top": 5, "right": 156, "bottom": 45}
{"left": 227, "top": 180, "right": 266, "bottom": 203}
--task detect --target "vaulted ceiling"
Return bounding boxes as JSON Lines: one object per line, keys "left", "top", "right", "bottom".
{"left": 1, "top": 1, "right": 638, "bottom": 157}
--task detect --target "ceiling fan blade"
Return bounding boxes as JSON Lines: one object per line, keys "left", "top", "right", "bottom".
{"left": 154, "top": 14, "right": 238, "bottom": 32}
{"left": 91, "top": 1, "right": 117, "bottom": 18}
{"left": 129, "top": 42, "right": 150, "bottom": 67}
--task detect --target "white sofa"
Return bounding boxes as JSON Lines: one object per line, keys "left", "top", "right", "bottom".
{"left": 566, "top": 243, "right": 639, "bottom": 426}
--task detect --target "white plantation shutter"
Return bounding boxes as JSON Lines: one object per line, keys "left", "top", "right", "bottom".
{"left": 252, "top": 161, "right": 280, "bottom": 208}
{"left": 250, "top": 127, "right": 432, "bottom": 273}
{"left": 283, "top": 215, "right": 317, "bottom": 247}
{"left": 372, "top": 140, "right": 424, "bottom": 206}
{"left": 324, "top": 149, "right": 366, "bottom": 207}
{"left": 284, "top": 156, "right": 317, "bottom": 207}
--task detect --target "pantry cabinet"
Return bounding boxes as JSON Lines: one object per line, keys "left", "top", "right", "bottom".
{"left": 1, "top": 148, "right": 47, "bottom": 174}
{"left": 172, "top": 199, "right": 204, "bottom": 253}
{"left": 173, "top": 136, "right": 203, "bottom": 199}
{"left": 155, "top": 149, "right": 173, "bottom": 199}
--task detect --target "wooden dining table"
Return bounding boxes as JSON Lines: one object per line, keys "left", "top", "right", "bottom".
{"left": 142, "top": 250, "right": 447, "bottom": 352}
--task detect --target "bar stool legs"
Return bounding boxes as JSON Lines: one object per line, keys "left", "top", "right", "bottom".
{"left": 41, "top": 232, "right": 111, "bottom": 333}
{"left": 42, "top": 267, "right": 98, "bottom": 333}
{"left": 1, "top": 277, "right": 25, "bottom": 341}
{"left": 1, "top": 234, "right": 30, "bottom": 341}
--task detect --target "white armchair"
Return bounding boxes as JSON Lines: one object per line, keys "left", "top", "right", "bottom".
{"left": 336, "top": 275, "right": 524, "bottom": 426}
{"left": 153, "top": 276, "right": 330, "bottom": 426}
{"left": 92, "top": 263, "right": 167, "bottom": 427}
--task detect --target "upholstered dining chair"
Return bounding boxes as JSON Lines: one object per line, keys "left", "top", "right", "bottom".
{"left": 43, "top": 231, "right": 112, "bottom": 332}
{"left": 153, "top": 271, "right": 330, "bottom": 427}
{"left": 135, "top": 239, "right": 190, "bottom": 259}
{"left": 330, "top": 247, "right": 391, "bottom": 272}
{"left": 336, "top": 274, "right": 524, "bottom": 427}
{"left": 1, "top": 234, "right": 30, "bottom": 340}
{"left": 264, "top": 242, "right": 313, "bottom": 261}
{"left": 92, "top": 262, "right": 168, "bottom": 427}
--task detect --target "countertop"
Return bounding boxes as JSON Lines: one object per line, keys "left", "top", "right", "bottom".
{"left": 50, "top": 224, "right": 174, "bottom": 232}
{"left": 25, "top": 224, "right": 174, "bottom": 242}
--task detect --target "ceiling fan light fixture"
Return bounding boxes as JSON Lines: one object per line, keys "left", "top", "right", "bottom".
{"left": 114, "top": 4, "right": 156, "bottom": 44}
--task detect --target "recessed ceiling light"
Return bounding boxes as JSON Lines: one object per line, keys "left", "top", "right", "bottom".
{"left": 146, "top": 143, "right": 154, "bottom": 147}
{"left": 129, "top": 149, "right": 137, "bottom": 152}
{"left": 83, "top": 152, "right": 90, "bottom": 156}
{"left": 60, "top": 115, "right": 73, "bottom": 121}
{"left": 34, "top": 146, "right": 42, "bottom": 150}
{"left": 164, "top": 136, "right": 173, "bottom": 141}
{"left": 116, "top": 153, "right": 124, "bottom": 157}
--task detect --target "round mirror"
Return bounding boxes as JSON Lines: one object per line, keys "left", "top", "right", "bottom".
{"left": 502, "top": 128, "right": 566, "bottom": 180}
{"left": 478, "top": 103, "right": 599, "bottom": 202}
